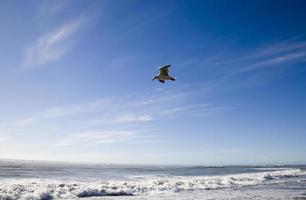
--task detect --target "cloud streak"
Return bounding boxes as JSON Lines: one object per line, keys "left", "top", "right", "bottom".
{"left": 56, "top": 130, "right": 163, "bottom": 146}
{"left": 115, "top": 113, "right": 153, "bottom": 123}
{"left": 4, "top": 87, "right": 222, "bottom": 130}
{"left": 192, "top": 39, "right": 306, "bottom": 77}
{"left": 1, "top": 99, "right": 109, "bottom": 129}
{"left": 8, "top": 117, "right": 37, "bottom": 127}
{"left": 240, "top": 51, "right": 306, "bottom": 72}
{"left": 229, "top": 39, "right": 306, "bottom": 74}
{"left": 37, "top": 0, "right": 69, "bottom": 17}
{"left": 40, "top": 100, "right": 109, "bottom": 118}
{"left": 2, "top": 88, "right": 223, "bottom": 150}
{"left": 22, "top": 18, "right": 85, "bottom": 68}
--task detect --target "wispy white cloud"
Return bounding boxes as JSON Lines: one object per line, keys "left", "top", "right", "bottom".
{"left": 161, "top": 104, "right": 227, "bottom": 119}
{"left": 2, "top": 99, "right": 109, "bottom": 129}
{"left": 188, "top": 39, "right": 306, "bottom": 78}
{"left": 239, "top": 51, "right": 306, "bottom": 72}
{"left": 2, "top": 88, "right": 223, "bottom": 146}
{"left": 115, "top": 113, "right": 153, "bottom": 123}
{"left": 40, "top": 100, "right": 109, "bottom": 118}
{"left": 8, "top": 117, "right": 37, "bottom": 127}
{"left": 227, "top": 40, "right": 306, "bottom": 74}
{"left": 159, "top": 103, "right": 208, "bottom": 116}
{"left": 175, "top": 39, "right": 306, "bottom": 93}
{"left": 4, "top": 87, "right": 222, "bottom": 130}
{"left": 130, "top": 93, "right": 186, "bottom": 106}
{"left": 113, "top": 94, "right": 222, "bottom": 124}
{"left": 37, "top": 0, "right": 69, "bottom": 17}
{"left": 252, "top": 39, "right": 306, "bottom": 58}
{"left": 56, "top": 130, "right": 163, "bottom": 146}
{"left": 22, "top": 18, "right": 85, "bottom": 68}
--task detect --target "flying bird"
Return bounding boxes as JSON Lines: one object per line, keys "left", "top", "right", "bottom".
{"left": 152, "top": 64, "right": 176, "bottom": 83}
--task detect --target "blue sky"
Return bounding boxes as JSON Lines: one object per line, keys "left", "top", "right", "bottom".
{"left": 0, "top": 0, "right": 306, "bottom": 165}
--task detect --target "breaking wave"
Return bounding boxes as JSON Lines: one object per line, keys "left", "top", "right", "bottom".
{"left": 0, "top": 168, "right": 304, "bottom": 200}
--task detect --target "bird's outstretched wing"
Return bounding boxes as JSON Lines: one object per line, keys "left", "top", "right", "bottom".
{"left": 158, "top": 64, "right": 171, "bottom": 76}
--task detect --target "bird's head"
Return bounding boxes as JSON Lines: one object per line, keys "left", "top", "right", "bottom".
{"left": 152, "top": 75, "right": 157, "bottom": 81}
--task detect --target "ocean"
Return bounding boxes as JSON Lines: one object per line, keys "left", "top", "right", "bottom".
{"left": 0, "top": 159, "right": 305, "bottom": 199}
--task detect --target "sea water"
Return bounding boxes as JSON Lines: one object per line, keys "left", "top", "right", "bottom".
{"left": 0, "top": 159, "right": 305, "bottom": 199}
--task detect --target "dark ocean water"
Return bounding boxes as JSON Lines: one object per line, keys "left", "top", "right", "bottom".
{"left": 0, "top": 159, "right": 305, "bottom": 199}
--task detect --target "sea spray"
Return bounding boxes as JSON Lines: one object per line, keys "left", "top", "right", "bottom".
{"left": 0, "top": 168, "right": 304, "bottom": 199}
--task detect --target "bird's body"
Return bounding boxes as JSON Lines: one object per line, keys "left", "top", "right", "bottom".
{"left": 152, "top": 64, "right": 176, "bottom": 83}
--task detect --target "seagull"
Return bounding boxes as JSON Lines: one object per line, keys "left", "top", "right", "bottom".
{"left": 152, "top": 64, "right": 176, "bottom": 83}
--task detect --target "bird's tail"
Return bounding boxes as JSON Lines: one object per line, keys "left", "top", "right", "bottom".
{"left": 170, "top": 77, "right": 176, "bottom": 81}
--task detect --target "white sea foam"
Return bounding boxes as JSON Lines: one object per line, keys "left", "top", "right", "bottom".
{"left": 0, "top": 168, "right": 304, "bottom": 200}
